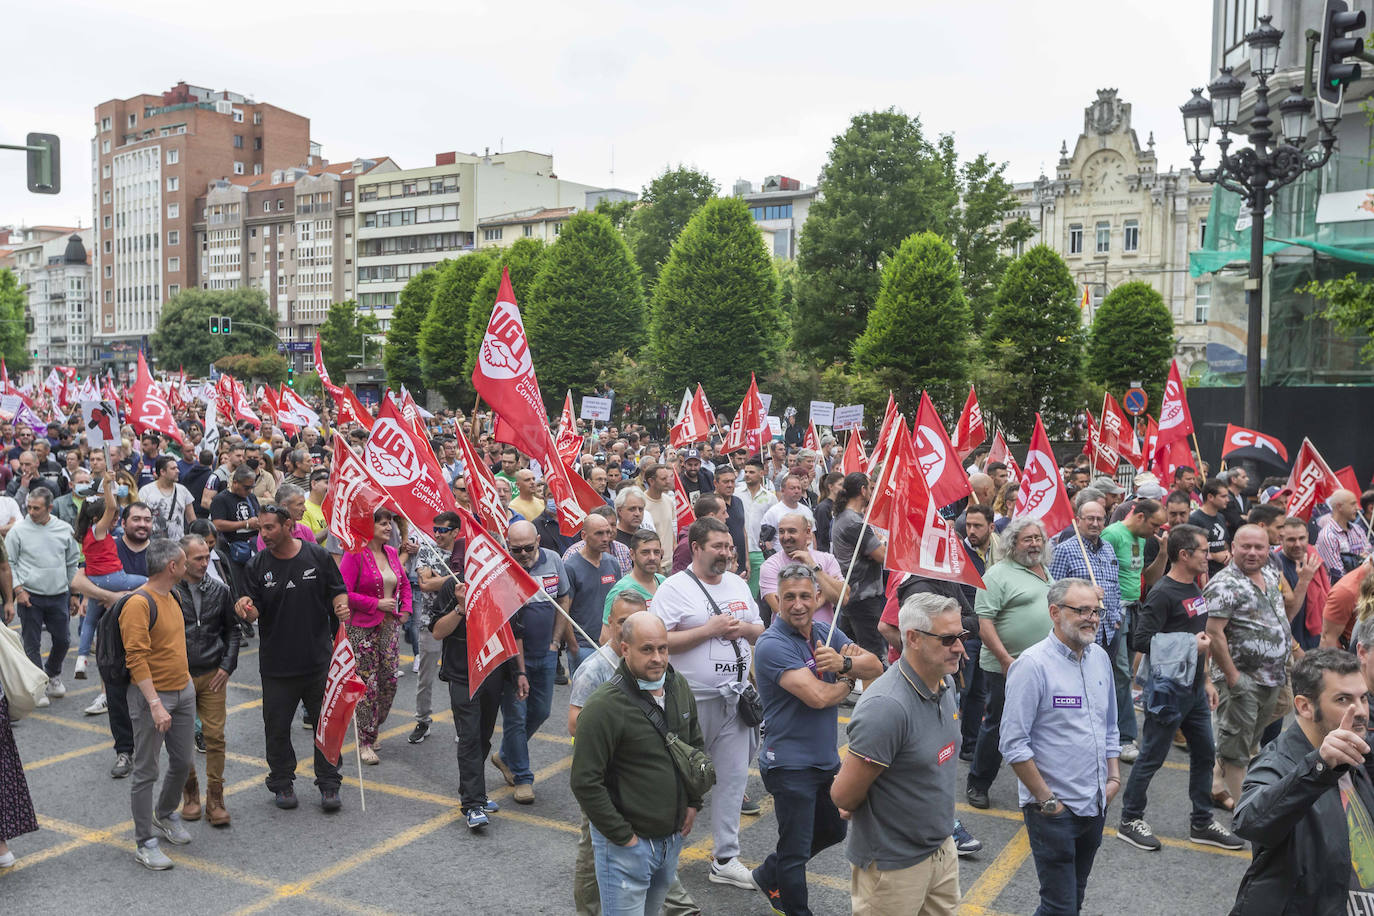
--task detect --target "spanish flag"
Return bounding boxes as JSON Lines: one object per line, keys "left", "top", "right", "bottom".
{"left": 1080, "top": 286, "right": 1091, "bottom": 310}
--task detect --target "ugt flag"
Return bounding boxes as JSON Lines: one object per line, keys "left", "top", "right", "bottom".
{"left": 315, "top": 625, "right": 366, "bottom": 765}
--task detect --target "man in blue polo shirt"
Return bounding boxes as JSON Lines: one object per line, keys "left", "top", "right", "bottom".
{"left": 752, "top": 562, "right": 883, "bottom": 915}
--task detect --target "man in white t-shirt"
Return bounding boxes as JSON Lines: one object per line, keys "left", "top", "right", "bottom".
{"left": 652, "top": 516, "right": 764, "bottom": 892}
{"left": 0, "top": 492, "right": 22, "bottom": 535}
{"left": 640, "top": 462, "right": 676, "bottom": 541}
{"left": 137, "top": 455, "right": 195, "bottom": 541}
{"left": 759, "top": 472, "right": 815, "bottom": 553}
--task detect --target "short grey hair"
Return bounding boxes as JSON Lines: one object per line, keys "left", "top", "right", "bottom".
{"left": 232, "top": 465, "right": 257, "bottom": 484}
{"left": 179, "top": 534, "right": 208, "bottom": 553}
{"left": 26, "top": 486, "right": 53, "bottom": 507}
{"left": 796, "top": 448, "right": 818, "bottom": 462}
{"left": 1048, "top": 577, "right": 1095, "bottom": 609}
{"left": 146, "top": 537, "right": 186, "bottom": 576}
{"left": 1072, "top": 487, "right": 1105, "bottom": 511}
{"left": 274, "top": 482, "right": 305, "bottom": 504}
{"left": 1354, "top": 614, "right": 1374, "bottom": 654}
{"left": 1225, "top": 467, "right": 1247, "bottom": 484}
{"left": 897, "top": 592, "right": 960, "bottom": 643}
{"left": 614, "top": 485, "right": 647, "bottom": 509}
{"left": 1000, "top": 515, "right": 1046, "bottom": 555}
{"left": 775, "top": 562, "right": 817, "bottom": 592}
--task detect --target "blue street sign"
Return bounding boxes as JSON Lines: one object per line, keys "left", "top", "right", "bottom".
{"left": 1123, "top": 388, "right": 1148, "bottom": 416}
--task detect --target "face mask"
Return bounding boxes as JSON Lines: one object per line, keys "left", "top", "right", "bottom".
{"left": 116, "top": 485, "right": 129, "bottom": 498}
{"left": 246, "top": 458, "right": 261, "bottom": 470}
{"left": 636, "top": 673, "right": 666, "bottom": 691}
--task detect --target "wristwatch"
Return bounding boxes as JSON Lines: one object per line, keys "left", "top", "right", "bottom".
{"left": 811, "top": 563, "right": 821, "bottom": 572}
{"left": 1036, "top": 795, "right": 1062, "bottom": 815}
{"left": 841, "top": 656, "right": 853, "bottom": 674}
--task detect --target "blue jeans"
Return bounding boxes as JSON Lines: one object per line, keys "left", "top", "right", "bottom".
{"left": 968, "top": 670, "right": 1006, "bottom": 792}
{"left": 19, "top": 591, "right": 71, "bottom": 676}
{"left": 755, "top": 766, "right": 846, "bottom": 916}
{"left": 1110, "top": 608, "right": 1138, "bottom": 743}
{"left": 1120, "top": 676, "right": 1215, "bottom": 828}
{"left": 959, "top": 638, "right": 988, "bottom": 749}
{"left": 590, "top": 824, "right": 682, "bottom": 916}
{"left": 1022, "top": 807, "right": 1106, "bottom": 915}
{"left": 79, "top": 570, "right": 148, "bottom": 656}
{"left": 499, "top": 652, "right": 557, "bottom": 784}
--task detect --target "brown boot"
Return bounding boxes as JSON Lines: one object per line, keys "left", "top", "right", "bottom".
{"left": 205, "top": 783, "right": 230, "bottom": 827}
{"left": 181, "top": 770, "right": 203, "bottom": 821}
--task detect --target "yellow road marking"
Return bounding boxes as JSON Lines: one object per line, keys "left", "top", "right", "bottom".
{"left": 960, "top": 826, "right": 1030, "bottom": 908}
{"left": 25, "top": 711, "right": 110, "bottom": 735}
{"left": 23, "top": 739, "right": 109, "bottom": 770}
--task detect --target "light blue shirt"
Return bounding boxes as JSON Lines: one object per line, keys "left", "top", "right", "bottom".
{"left": 999, "top": 631, "right": 1120, "bottom": 816}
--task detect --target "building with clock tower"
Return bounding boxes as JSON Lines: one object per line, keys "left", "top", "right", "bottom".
{"left": 1005, "top": 90, "right": 1213, "bottom": 371}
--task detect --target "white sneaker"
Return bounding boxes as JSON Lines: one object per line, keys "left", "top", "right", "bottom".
{"left": 35, "top": 694, "right": 50, "bottom": 708}
{"left": 395, "top": 667, "right": 405, "bottom": 679}
{"left": 134, "top": 840, "right": 173, "bottom": 870}
{"left": 84, "top": 693, "right": 108, "bottom": 716}
{"left": 709, "top": 856, "right": 756, "bottom": 889}
{"left": 46, "top": 677, "right": 66, "bottom": 698}
{"left": 412, "top": 657, "right": 421, "bottom": 674}
{"left": 0, "top": 850, "right": 15, "bottom": 868}
{"left": 1119, "top": 741, "right": 1140, "bottom": 764}
{"left": 74, "top": 655, "right": 89, "bottom": 679}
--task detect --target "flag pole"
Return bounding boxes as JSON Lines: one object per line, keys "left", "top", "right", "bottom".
{"left": 825, "top": 488, "right": 881, "bottom": 650}
{"left": 1071, "top": 519, "right": 1100, "bottom": 592}
{"left": 1191, "top": 431, "right": 1205, "bottom": 476}
{"left": 352, "top": 715, "right": 366, "bottom": 812}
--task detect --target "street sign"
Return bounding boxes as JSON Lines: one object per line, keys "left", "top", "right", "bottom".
{"left": 1123, "top": 387, "right": 1148, "bottom": 416}
{"left": 276, "top": 342, "right": 313, "bottom": 353}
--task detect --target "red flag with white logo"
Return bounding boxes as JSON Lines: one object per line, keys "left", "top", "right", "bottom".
{"left": 803, "top": 421, "right": 819, "bottom": 452}
{"left": 471, "top": 267, "right": 549, "bottom": 462}
{"left": 913, "top": 391, "right": 972, "bottom": 509}
{"left": 1014, "top": 413, "right": 1074, "bottom": 536}
{"left": 837, "top": 431, "right": 867, "bottom": 476}
{"left": 1285, "top": 438, "right": 1341, "bottom": 521}
{"left": 130, "top": 351, "right": 184, "bottom": 445}
{"left": 454, "top": 423, "right": 509, "bottom": 540}
{"left": 670, "top": 385, "right": 713, "bottom": 449}
{"left": 672, "top": 472, "right": 696, "bottom": 537}
{"left": 555, "top": 390, "right": 584, "bottom": 464}
{"left": 542, "top": 426, "right": 609, "bottom": 537}
{"left": 986, "top": 430, "right": 1020, "bottom": 483}
{"left": 885, "top": 456, "right": 985, "bottom": 591}
{"left": 1087, "top": 398, "right": 1121, "bottom": 476}
{"left": 723, "top": 374, "right": 768, "bottom": 456}
{"left": 325, "top": 380, "right": 375, "bottom": 431}
{"left": 1219, "top": 423, "right": 1290, "bottom": 466}
{"left": 871, "top": 393, "right": 900, "bottom": 470}
{"left": 868, "top": 419, "right": 917, "bottom": 532}
{"left": 458, "top": 507, "right": 540, "bottom": 696}
{"left": 315, "top": 624, "right": 367, "bottom": 765}
{"left": 279, "top": 385, "right": 321, "bottom": 430}
{"left": 1156, "top": 360, "right": 1194, "bottom": 446}
{"left": 951, "top": 386, "right": 986, "bottom": 460}
{"left": 323, "top": 440, "right": 391, "bottom": 553}
{"left": 313, "top": 334, "right": 331, "bottom": 386}
{"left": 1099, "top": 392, "right": 1143, "bottom": 471}
{"left": 361, "top": 397, "right": 457, "bottom": 539}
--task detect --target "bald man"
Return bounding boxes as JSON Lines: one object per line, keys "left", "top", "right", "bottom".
{"left": 1316, "top": 490, "right": 1370, "bottom": 584}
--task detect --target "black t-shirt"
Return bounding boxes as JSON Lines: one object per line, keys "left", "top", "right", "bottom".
{"left": 1188, "top": 509, "right": 1229, "bottom": 577}
{"left": 243, "top": 541, "right": 347, "bottom": 678}
{"left": 428, "top": 576, "right": 521, "bottom": 685}
{"left": 614, "top": 528, "right": 635, "bottom": 549}
{"left": 1133, "top": 575, "right": 1210, "bottom": 685}
{"left": 210, "top": 488, "right": 260, "bottom": 543}
{"left": 117, "top": 538, "right": 149, "bottom": 577}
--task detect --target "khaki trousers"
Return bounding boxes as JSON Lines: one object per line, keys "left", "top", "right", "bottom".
{"left": 191, "top": 670, "right": 228, "bottom": 789}
{"left": 851, "top": 836, "right": 960, "bottom": 916}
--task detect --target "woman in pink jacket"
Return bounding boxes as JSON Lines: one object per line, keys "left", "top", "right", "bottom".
{"left": 339, "top": 508, "right": 413, "bottom": 765}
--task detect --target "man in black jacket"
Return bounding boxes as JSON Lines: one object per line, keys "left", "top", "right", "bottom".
{"left": 175, "top": 534, "right": 240, "bottom": 827}
{"left": 1230, "top": 648, "right": 1373, "bottom": 915}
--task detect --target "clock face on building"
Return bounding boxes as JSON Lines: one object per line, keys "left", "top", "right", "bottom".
{"left": 1083, "top": 152, "right": 1126, "bottom": 193}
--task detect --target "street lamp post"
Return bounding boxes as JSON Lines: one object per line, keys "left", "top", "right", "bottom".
{"left": 1180, "top": 14, "right": 1340, "bottom": 432}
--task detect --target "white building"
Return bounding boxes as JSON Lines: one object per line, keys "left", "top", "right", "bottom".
{"left": 6, "top": 227, "right": 94, "bottom": 376}
{"left": 735, "top": 175, "right": 819, "bottom": 259}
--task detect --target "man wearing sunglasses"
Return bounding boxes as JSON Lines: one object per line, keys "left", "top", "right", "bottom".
{"left": 999, "top": 578, "right": 1121, "bottom": 916}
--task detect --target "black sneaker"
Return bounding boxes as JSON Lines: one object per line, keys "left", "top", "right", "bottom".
{"left": 274, "top": 787, "right": 299, "bottom": 810}
{"left": 555, "top": 662, "right": 568, "bottom": 686}
{"left": 1117, "top": 818, "right": 1162, "bottom": 851}
{"left": 959, "top": 745, "right": 975, "bottom": 763}
{"left": 965, "top": 785, "right": 990, "bottom": 809}
{"left": 110, "top": 752, "right": 133, "bottom": 779}
{"left": 195, "top": 731, "right": 206, "bottom": 754}
{"left": 320, "top": 788, "right": 342, "bottom": 813}
{"left": 740, "top": 793, "right": 762, "bottom": 816}
{"left": 408, "top": 722, "right": 430, "bottom": 745}
{"left": 1190, "top": 819, "right": 1244, "bottom": 850}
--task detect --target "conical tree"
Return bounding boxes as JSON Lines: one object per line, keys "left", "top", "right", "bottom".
{"left": 979, "top": 245, "right": 1085, "bottom": 439}
{"left": 383, "top": 267, "right": 438, "bottom": 398}
{"left": 420, "top": 250, "right": 498, "bottom": 406}
{"left": 650, "top": 197, "right": 783, "bottom": 409}
{"left": 852, "top": 231, "right": 971, "bottom": 416}
{"left": 525, "top": 212, "right": 645, "bottom": 405}
{"left": 463, "top": 239, "right": 546, "bottom": 384}
{"left": 1086, "top": 280, "right": 1174, "bottom": 406}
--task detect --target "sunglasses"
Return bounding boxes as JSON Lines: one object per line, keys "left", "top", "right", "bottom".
{"left": 914, "top": 628, "right": 970, "bottom": 647}
{"left": 432, "top": 525, "right": 454, "bottom": 535}
{"left": 508, "top": 544, "right": 539, "bottom": 554}
{"left": 259, "top": 504, "right": 291, "bottom": 519}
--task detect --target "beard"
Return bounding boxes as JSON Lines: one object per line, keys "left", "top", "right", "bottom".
{"left": 1011, "top": 545, "right": 1043, "bottom": 568}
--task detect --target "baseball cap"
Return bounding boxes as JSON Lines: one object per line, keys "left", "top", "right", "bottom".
{"left": 1090, "top": 476, "right": 1126, "bottom": 495}
{"left": 685, "top": 448, "right": 700, "bottom": 459}
{"left": 1136, "top": 483, "right": 1167, "bottom": 499}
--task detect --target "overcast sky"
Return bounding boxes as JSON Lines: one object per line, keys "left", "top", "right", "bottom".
{"left": 1, "top": 0, "right": 1214, "bottom": 232}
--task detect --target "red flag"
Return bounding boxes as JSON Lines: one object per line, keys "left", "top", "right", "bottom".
{"left": 260, "top": 384, "right": 286, "bottom": 433}
{"left": 837, "top": 431, "right": 867, "bottom": 476}
{"left": 885, "top": 455, "right": 985, "bottom": 591}
{"left": 129, "top": 351, "right": 184, "bottom": 445}
{"left": 1087, "top": 397, "right": 1121, "bottom": 476}
{"left": 951, "top": 386, "right": 986, "bottom": 460}
{"left": 1156, "top": 360, "right": 1195, "bottom": 446}
{"left": 986, "top": 430, "right": 1020, "bottom": 483}
{"left": 1153, "top": 437, "right": 1194, "bottom": 484}
{"left": 1335, "top": 466, "right": 1361, "bottom": 495}
{"left": 454, "top": 424, "right": 509, "bottom": 540}
{"left": 913, "top": 391, "right": 972, "bottom": 509}
{"left": 217, "top": 375, "right": 260, "bottom": 428}
{"left": 803, "top": 421, "right": 819, "bottom": 452}
{"left": 1219, "top": 423, "right": 1290, "bottom": 465}
{"left": 323, "top": 440, "right": 390, "bottom": 553}
{"left": 555, "top": 391, "right": 584, "bottom": 464}
{"left": 458, "top": 507, "right": 540, "bottom": 696}
{"left": 672, "top": 472, "right": 696, "bottom": 537}
{"left": 1099, "top": 392, "right": 1142, "bottom": 470}
{"left": 1014, "top": 413, "right": 1074, "bottom": 536}
{"left": 868, "top": 420, "right": 917, "bottom": 532}
{"left": 326, "top": 380, "right": 375, "bottom": 431}
{"left": 1285, "top": 438, "right": 1341, "bottom": 522}
{"left": 670, "top": 385, "right": 713, "bottom": 449}
{"left": 279, "top": 385, "right": 321, "bottom": 430}
{"left": 1081, "top": 407, "right": 1097, "bottom": 458}
{"left": 396, "top": 387, "right": 431, "bottom": 444}
{"left": 872, "top": 393, "right": 900, "bottom": 469}
{"left": 472, "top": 266, "right": 549, "bottom": 461}
{"left": 313, "top": 334, "right": 331, "bottom": 386}
{"left": 723, "top": 374, "right": 768, "bottom": 456}
{"left": 361, "top": 397, "right": 457, "bottom": 539}
{"left": 315, "top": 624, "right": 367, "bottom": 765}
{"left": 542, "top": 426, "right": 609, "bottom": 537}
{"left": 1144, "top": 416, "right": 1160, "bottom": 472}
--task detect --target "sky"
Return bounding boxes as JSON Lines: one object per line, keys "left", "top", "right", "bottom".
{"left": 0, "top": 0, "right": 1215, "bottom": 231}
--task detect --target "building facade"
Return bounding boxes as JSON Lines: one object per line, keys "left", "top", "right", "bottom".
{"left": 735, "top": 175, "right": 819, "bottom": 260}
{"left": 1005, "top": 90, "right": 1214, "bottom": 369}
{"left": 5, "top": 227, "right": 93, "bottom": 377}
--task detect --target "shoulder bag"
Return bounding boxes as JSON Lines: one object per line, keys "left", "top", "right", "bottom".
{"left": 613, "top": 673, "right": 716, "bottom": 798}
{"left": 685, "top": 570, "right": 764, "bottom": 727}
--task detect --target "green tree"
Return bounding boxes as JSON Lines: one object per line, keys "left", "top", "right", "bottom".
{"left": 594, "top": 197, "right": 635, "bottom": 231}
{"left": 952, "top": 153, "right": 1035, "bottom": 329}
{"left": 623, "top": 166, "right": 718, "bottom": 290}
{"left": 420, "top": 251, "right": 498, "bottom": 406}
{"left": 979, "top": 245, "right": 1085, "bottom": 439}
{"left": 384, "top": 268, "right": 438, "bottom": 397}
{"left": 649, "top": 197, "right": 783, "bottom": 410}
{"left": 150, "top": 288, "right": 278, "bottom": 375}
{"left": 0, "top": 269, "right": 31, "bottom": 373}
{"left": 1304, "top": 273, "right": 1374, "bottom": 365}
{"left": 316, "top": 300, "right": 382, "bottom": 381}
{"left": 463, "top": 239, "right": 547, "bottom": 383}
{"left": 213, "top": 352, "right": 287, "bottom": 385}
{"left": 852, "top": 232, "right": 971, "bottom": 416}
{"left": 793, "top": 109, "right": 960, "bottom": 364}
{"left": 1086, "top": 280, "right": 1175, "bottom": 405}
{"left": 526, "top": 211, "right": 645, "bottom": 405}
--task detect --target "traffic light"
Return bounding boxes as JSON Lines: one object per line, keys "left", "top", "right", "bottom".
{"left": 25, "top": 133, "right": 59, "bottom": 195}
{"left": 222, "top": 316, "right": 232, "bottom": 335}
{"left": 209, "top": 315, "right": 221, "bottom": 334}
{"left": 287, "top": 363, "right": 295, "bottom": 388}
{"left": 1319, "top": 0, "right": 1367, "bottom": 105}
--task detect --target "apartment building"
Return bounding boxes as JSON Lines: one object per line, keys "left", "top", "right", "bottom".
{"left": 91, "top": 81, "right": 311, "bottom": 361}
{"left": 734, "top": 175, "right": 820, "bottom": 259}
{"left": 4, "top": 226, "right": 93, "bottom": 377}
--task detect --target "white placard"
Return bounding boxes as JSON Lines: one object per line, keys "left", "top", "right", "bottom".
{"left": 757, "top": 392, "right": 773, "bottom": 415}
{"left": 767, "top": 416, "right": 782, "bottom": 436}
{"left": 1316, "top": 188, "right": 1374, "bottom": 225}
{"left": 809, "top": 400, "right": 835, "bottom": 426}
{"left": 580, "top": 396, "right": 612, "bottom": 421}
{"left": 0, "top": 394, "right": 20, "bottom": 421}
{"left": 81, "top": 400, "right": 118, "bottom": 450}
{"left": 832, "top": 404, "right": 865, "bottom": 431}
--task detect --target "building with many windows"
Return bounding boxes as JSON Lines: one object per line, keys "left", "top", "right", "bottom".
{"left": 5, "top": 227, "right": 93, "bottom": 377}
{"left": 734, "top": 175, "right": 819, "bottom": 259}
{"left": 477, "top": 206, "right": 576, "bottom": 248}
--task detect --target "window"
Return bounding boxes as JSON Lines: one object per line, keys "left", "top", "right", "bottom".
{"left": 264, "top": 200, "right": 271, "bottom": 213}
{"left": 277, "top": 199, "right": 285, "bottom": 210}
{"left": 103, "top": 190, "right": 111, "bottom": 204}
{"left": 127, "top": 113, "right": 136, "bottom": 129}
{"left": 253, "top": 112, "right": 262, "bottom": 125}
{"left": 233, "top": 162, "right": 245, "bottom": 175}
{"left": 1195, "top": 282, "right": 1211, "bottom": 324}
{"left": 167, "top": 203, "right": 179, "bottom": 219}
{"left": 166, "top": 176, "right": 179, "bottom": 192}
{"left": 232, "top": 109, "right": 244, "bottom": 123}
{"left": 102, "top": 164, "right": 111, "bottom": 179}
{"left": 1222, "top": 0, "right": 1257, "bottom": 68}
{"left": 264, "top": 225, "right": 271, "bottom": 237}
{"left": 104, "top": 290, "right": 111, "bottom": 303}
{"left": 1095, "top": 221, "right": 1111, "bottom": 254}
{"left": 553, "top": 222, "right": 562, "bottom": 235}
{"left": 102, "top": 139, "right": 110, "bottom": 154}
{"left": 234, "top": 135, "right": 244, "bottom": 149}
{"left": 253, "top": 163, "right": 262, "bottom": 175}
{"left": 103, "top": 240, "right": 111, "bottom": 253}
{"left": 167, "top": 149, "right": 178, "bottom": 165}
{"left": 1198, "top": 218, "right": 1208, "bottom": 247}
{"left": 100, "top": 116, "right": 111, "bottom": 132}
{"left": 169, "top": 284, "right": 180, "bottom": 296}
{"left": 483, "top": 228, "right": 503, "bottom": 241}
{"left": 104, "top": 265, "right": 112, "bottom": 278}
{"left": 523, "top": 224, "right": 533, "bottom": 237}
{"left": 103, "top": 215, "right": 111, "bottom": 229}
{"left": 344, "top": 190, "right": 353, "bottom": 203}
{"left": 254, "top": 137, "right": 262, "bottom": 151}
{"left": 168, "top": 230, "right": 179, "bottom": 245}
{"left": 1069, "top": 224, "right": 1083, "bottom": 254}
{"left": 1123, "top": 219, "right": 1139, "bottom": 252}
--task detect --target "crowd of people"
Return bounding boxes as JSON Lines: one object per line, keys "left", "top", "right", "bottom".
{"left": 0, "top": 395, "right": 1373, "bottom": 916}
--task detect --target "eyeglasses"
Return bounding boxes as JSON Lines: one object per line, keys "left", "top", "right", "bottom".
{"left": 432, "top": 526, "right": 454, "bottom": 535}
{"left": 1061, "top": 605, "right": 1105, "bottom": 618}
{"left": 914, "top": 628, "right": 970, "bottom": 647}
{"left": 508, "top": 544, "right": 538, "bottom": 554}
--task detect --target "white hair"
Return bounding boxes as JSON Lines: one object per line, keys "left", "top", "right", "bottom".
{"left": 614, "top": 485, "right": 647, "bottom": 509}
{"left": 897, "top": 592, "right": 960, "bottom": 643}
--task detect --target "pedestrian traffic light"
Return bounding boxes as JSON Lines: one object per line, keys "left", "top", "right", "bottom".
{"left": 209, "top": 315, "right": 221, "bottom": 334}
{"left": 222, "top": 316, "right": 232, "bottom": 335}
{"left": 1319, "top": 0, "right": 1367, "bottom": 105}
{"left": 287, "top": 363, "right": 295, "bottom": 388}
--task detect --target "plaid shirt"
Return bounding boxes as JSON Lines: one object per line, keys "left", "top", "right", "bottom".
{"left": 1316, "top": 519, "right": 1370, "bottom": 584}
{"left": 562, "top": 539, "right": 632, "bottom": 577}
{"left": 1048, "top": 535, "right": 1123, "bottom": 646}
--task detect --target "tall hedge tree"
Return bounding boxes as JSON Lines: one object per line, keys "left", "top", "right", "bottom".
{"left": 1086, "top": 280, "right": 1175, "bottom": 406}
{"left": 316, "top": 300, "right": 382, "bottom": 381}
{"left": 463, "top": 239, "right": 546, "bottom": 384}
{"left": 623, "top": 166, "right": 718, "bottom": 291}
{"left": 384, "top": 267, "right": 438, "bottom": 398}
{"left": 150, "top": 288, "right": 278, "bottom": 375}
{"left": 420, "top": 251, "right": 498, "bottom": 405}
{"left": 650, "top": 197, "right": 784, "bottom": 410}
{"left": 852, "top": 231, "right": 971, "bottom": 416}
{"left": 952, "top": 153, "right": 1036, "bottom": 329}
{"left": 526, "top": 212, "right": 645, "bottom": 405}
{"left": 979, "top": 245, "right": 1085, "bottom": 440}
{"left": 793, "top": 109, "right": 959, "bottom": 365}
{"left": 0, "top": 269, "right": 31, "bottom": 373}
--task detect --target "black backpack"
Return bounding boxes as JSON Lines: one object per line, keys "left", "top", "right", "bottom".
{"left": 95, "top": 588, "right": 159, "bottom": 686}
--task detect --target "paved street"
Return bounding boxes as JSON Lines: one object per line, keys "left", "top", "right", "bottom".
{"left": 3, "top": 636, "right": 1250, "bottom": 915}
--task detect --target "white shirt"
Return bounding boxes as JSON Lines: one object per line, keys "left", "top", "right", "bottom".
{"left": 761, "top": 500, "right": 815, "bottom": 536}
{"left": 0, "top": 495, "right": 21, "bottom": 531}
{"left": 652, "top": 569, "right": 761, "bottom": 698}
{"left": 137, "top": 481, "right": 193, "bottom": 540}
{"left": 736, "top": 483, "right": 777, "bottom": 552}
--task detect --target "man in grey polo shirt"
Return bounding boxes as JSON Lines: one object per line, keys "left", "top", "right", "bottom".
{"left": 831, "top": 592, "right": 966, "bottom": 916}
